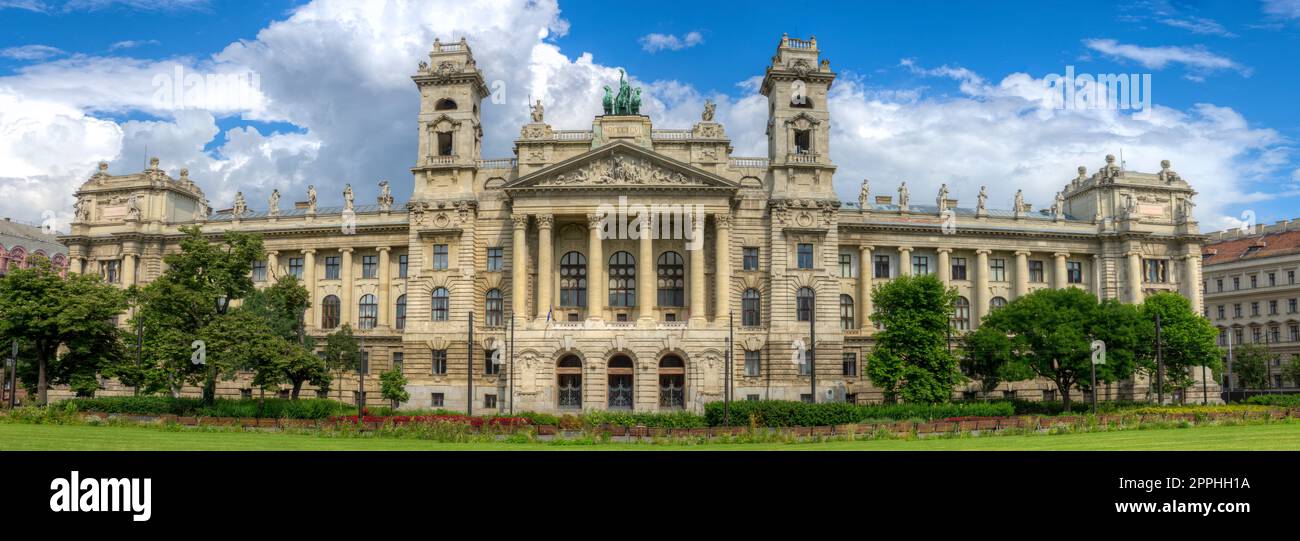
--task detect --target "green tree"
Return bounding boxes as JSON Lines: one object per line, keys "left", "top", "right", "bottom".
{"left": 0, "top": 256, "right": 128, "bottom": 404}
{"left": 380, "top": 367, "right": 409, "bottom": 409}
{"left": 1230, "top": 342, "right": 1271, "bottom": 390}
{"left": 322, "top": 324, "right": 360, "bottom": 401}
{"left": 281, "top": 337, "right": 330, "bottom": 399}
{"left": 979, "top": 288, "right": 1146, "bottom": 411}
{"left": 1282, "top": 354, "right": 1300, "bottom": 388}
{"left": 866, "top": 274, "right": 964, "bottom": 403}
{"left": 242, "top": 274, "right": 311, "bottom": 342}
{"left": 961, "top": 326, "right": 1033, "bottom": 398}
{"left": 1138, "top": 293, "right": 1221, "bottom": 403}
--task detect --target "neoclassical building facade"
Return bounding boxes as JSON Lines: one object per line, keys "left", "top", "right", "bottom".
{"left": 58, "top": 35, "right": 1215, "bottom": 410}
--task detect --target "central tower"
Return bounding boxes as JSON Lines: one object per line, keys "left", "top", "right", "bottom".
{"left": 761, "top": 34, "right": 837, "bottom": 198}
{"left": 411, "top": 37, "right": 488, "bottom": 200}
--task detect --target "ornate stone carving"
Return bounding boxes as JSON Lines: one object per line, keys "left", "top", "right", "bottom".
{"left": 125, "top": 194, "right": 141, "bottom": 221}
{"left": 268, "top": 189, "right": 280, "bottom": 217}
{"left": 377, "top": 180, "right": 393, "bottom": 211}
{"left": 858, "top": 178, "right": 870, "bottom": 209}
{"left": 73, "top": 197, "right": 90, "bottom": 222}
{"left": 529, "top": 99, "right": 544, "bottom": 123}
{"left": 233, "top": 192, "right": 247, "bottom": 216}
{"left": 343, "top": 184, "right": 354, "bottom": 211}
{"left": 1013, "top": 189, "right": 1026, "bottom": 218}
{"left": 976, "top": 185, "right": 988, "bottom": 217}
{"left": 1157, "top": 159, "right": 1181, "bottom": 184}
{"left": 936, "top": 183, "right": 949, "bottom": 213}
{"left": 544, "top": 153, "right": 694, "bottom": 186}
{"left": 897, "top": 181, "right": 910, "bottom": 211}
{"left": 702, "top": 99, "right": 715, "bottom": 121}
{"left": 1099, "top": 154, "right": 1123, "bottom": 183}
{"left": 535, "top": 213, "right": 554, "bottom": 229}
{"left": 511, "top": 214, "right": 530, "bottom": 229}
{"left": 306, "top": 185, "right": 317, "bottom": 214}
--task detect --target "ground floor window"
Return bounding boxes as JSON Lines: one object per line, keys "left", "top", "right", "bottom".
{"left": 557, "top": 355, "right": 582, "bottom": 409}
{"left": 608, "top": 355, "right": 634, "bottom": 409}
{"left": 659, "top": 355, "right": 685, "bottom": 409}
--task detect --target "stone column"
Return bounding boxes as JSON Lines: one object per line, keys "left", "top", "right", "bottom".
{"left": 898, "top": 246, "right": 913, "bottom": 276}
{"left": 974, "top": 249, "right": 991, "bottom": 325}
{"left": 858, "top": 245, "right": 873, "bottom": 331}
{"left": 511, "top": 215, "right": 529, "bottom": 320}
{"left": 69, "top": 256, "right": 83, "bottom": 275}
{"left": 1092, "top": 254, "right": 1103, "bottom": 299}
{"left": 587, "top": 213, "right": 606, "bottom": 321}
{"left": 1013, "top": 250, "right": 1030, "bottom": 298}
{"left": 1183, "top": 253, "right": 1203, "bottom": 315}
{"left": 1126, "top": 251, "right": 1144, "bottom": 304}
{"left": 303, "top": 249, "right": 317, "bottom": 329}
{"left": 535, "top": 214, "right": 553, "bottom": 320}
{"left": 1053, "top": 252, "right": 1069, "bottom": 289}
{"left": 936, "top": 248, "right": 952, "bottom": 285}
{"left": 689, "top": 217, "right": 706, "bottom": 323}
{"left": 377, "top": 246, "right": 391, "bottom": 328}
{"left": 340, "top": 248, "right": 354, "bottom": 327}
{"left": 265, "top": 250, "right": 279, "bottom": 279}
{"left": 713, "top": 214, "right": 732, "bottom": 321}
{"left": 122, "top": 253, "right": 137, "bottom": 286}
{"left": 636, "top": 211, "right": 653, "bottom": 323}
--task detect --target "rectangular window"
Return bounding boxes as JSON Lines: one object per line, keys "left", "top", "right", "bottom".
{"left": 800, "top": 394, "right": 813, "bottom": 404}
{"left": 484, "top": 394, "right": 497, "bottom": 409}
{"left": 912, "top": 255, "right": 929, "bottom": 275}
{"left": 1144, "top": 259, "right": 1168, "bottom": 283}
{"left": 361, "top": 255, "right": 378, "bottom": 279}
{"left": 1028, "top": 260, "right": 1045, "bottom": 283}
{"left": 1268, "top": 273, "right": 1276, "bottom": 287}
{"left": 747, "top": 394, "right": 760, "bottom": 401}
{"left": 288, "top": 257, "right": 303, "bottom": 280}
{"left": 744, "top": 351, "right": 761, "bottom": 377}
{"left": 486, "top": 247, "right": 503, "bottom": 272}
{"left": 1290, "top": 299, "right": 1298, "bottom": 314}
{"left": 431, "top": 393, "right": 444, "bottom": 408}
{"left": 874, "top": 255, "right": 891, "bottom": 279}
{"left": 485, "top": 350, "right": 500, "bottom": 375}
{"left": 1250, "top": 275, "right": 1258, "bottom": 288}
{"left": 796, "top": 243, "right": 814, "bottom": 269}
{"left": 1233, "top": 277, "right": 1240, "bottom": 290}
{"left": 743, "top": 247, "right": 759, "bottom": 271}
{"left": 951, "top": 257, "right": 967, "bottom": 281}
{"left": 841, "top": 352, "right": 858, "bottom": 377}
{"left": 1290, "top": 325, "right": 1299, "bottom": 342}
{"left": 1067, "top": 261, "right": 1083, "bottom": 283}
{"left": 1216, "top": 279, "right": 1223, "bottom": 291}
{"left": 1251, "top": 302, "right": 1259, "bottom": 316}
{"left": 1269, "top": 300, "right": 1278, "bottom": 315}
{"left": 324, "top": 256, "right": 340, "bottom": 279}
{"left": 433, "top": 244, "right": 449, "bottom": 270}
{"left": 794, "top": 129, "right": 811, "bottom": 154}
{"left": 1217, "top": 305, "right": 1225, "bottom": 320}
{"left": 437, "top": 132, "right": 453, "bottom": 156}
{"left": 1289, "top": 270, "right": 1296, "bottom": 285}
{"left": 391, "top": 352, "right": 404, "bottom": 373}
{"left": 1233, "top": 304, "right": 1242, "bottom": 318}
{"left": 252, "top": 260, "right": 267, "bottom": 282}
{"left": 431, "top": 349, "right": 447, "bottom": 375}
{"left": 839, "top": 253, "right": 852, "bottom": 278}
{"left": 990, "top": 259, "right": 1006, "bottom": 281}
{"left": 398, "top": 254, "right": 409, "bottom": 278}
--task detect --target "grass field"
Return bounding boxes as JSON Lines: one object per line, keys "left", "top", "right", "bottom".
{"left": 3, "top": 422, "right": 1300, "bottom": 450}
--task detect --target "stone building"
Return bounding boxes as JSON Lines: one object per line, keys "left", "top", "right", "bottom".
{"left": 58, "top": 35, "right": 1215, "bottom": 410}
{"left": 0, "top": 217, "right": 68, "bottom": 277}
{"left": 1203, "top": 219, "right": 1300, "bottom": 392}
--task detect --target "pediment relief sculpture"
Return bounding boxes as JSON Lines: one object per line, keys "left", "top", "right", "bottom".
{"left": 543, "top": 153, "right": 695, "bottom": 186}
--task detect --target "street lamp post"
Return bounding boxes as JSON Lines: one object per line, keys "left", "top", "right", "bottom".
{"left": 508, "top": 310, "right": 514, "bottom": 416}
{"left": 808, "top": 296, "right": 816, "bottom": 403}
{"left": 1155, "top": 312, "right": 1164, "bottom": 405}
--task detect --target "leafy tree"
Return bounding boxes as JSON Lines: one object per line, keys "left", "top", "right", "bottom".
{"left": 242, "top": 274, "right": 311, "bottom": 342}
{"left": 281, "top": 337, "right": 330, "bottom": 399}
{"left": 0, "top": 256, "right": 128, "bottom": 404}
{"left": 961, "top": 326, "right": 1033, "bottom": 397}
{"left": 978, "top": 288, "right": 1146, "bottom": 411}
{"left": 322, "top": 324, "right": 360, "bottom": 401}
{"left": 1284, "top": 355, "right": 1300, "bottom": 388}
{"left": 866, "top": 274, "right": 964, "bottom": 403}
{"left": 1230, "top": 342, "right": 1271, "bottom": 390}
{"left": 1138, "top": 293, "right": 1221, "bottom": 403}
{"left": 380, "top": 367, "right": 409, "bottom": 409}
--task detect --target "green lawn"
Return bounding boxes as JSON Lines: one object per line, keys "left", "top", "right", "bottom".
{"left": 3, "top": 422, "right": 1300, "bottom": 450}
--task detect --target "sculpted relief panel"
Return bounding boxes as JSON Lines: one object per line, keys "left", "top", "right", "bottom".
{"left": 543, "top": 153, "right": 695, "bottom": 186}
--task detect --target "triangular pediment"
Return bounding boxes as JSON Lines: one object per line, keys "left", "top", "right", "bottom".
{"left": 504, "top": 141, "right": 739, "bottom": 191}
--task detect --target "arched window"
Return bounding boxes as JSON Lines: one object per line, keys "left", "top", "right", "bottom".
{"left": 395, "top": 294, "right": 407, "bottom": 330}
{"left": 990, "top": 296, "right": 1007, "bottom": 311}
{"left": 657, "top": 251, "right": 685, "bottom": 307}
{"left": 431, "top": 287, "right": 449, "bottom": 321}
{"left": 557, "top": 355, "right": 582, "bottom": 409}
{"left": 608, "top": 355, "right": 634, "bottom": 409}
{"left": 434, "top": 98, "right": 457, "bottom": 110}
{"left": 321, "top": 295, "right": 341, "bottom": 329}
{"left": 608, "top": 251, "right": 636, "bottom": 307}
{"left": 357, "top": 294, "right": 378, "bottom": 330}
{"left": 839, "top": 294, "right": 855, "bottom": 330}
{"left": 796, "top": 287, "right": 815, "bottom": 322}
{"left": 742, "top": 289, "right": 762, "bottom": 326}
{"left": 952, "top": 297, "right": 971, "bottom": 331}
{"left": 659, "top": 356, "right": 686, "bottom": 409}
{"left": 485, "top": 289, "right": 503, "bottom": 326}
{"left": 559, "top": 251, "right": 587, "bottom": 307}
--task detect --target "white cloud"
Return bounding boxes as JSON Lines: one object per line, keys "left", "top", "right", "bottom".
{"left": 0, "top": 0, "right": 208, "bottom": 12}
{"left": 1083, "top": 38, "right": 1248, "bottom": 77}
{"left": 108, "top": 39, "right": 160, "bottom": 51}
{"left": 1263, "top": 0, "right": 1300, "bottom": 19}
{"left": 639, "top": 31, "right": 703, "bottom": 53}
{"left": 0, "top": 44, "right": 65, "bottom": 60}
{"left": 1159, "top": 16, "right": 1236, "bottom": 37}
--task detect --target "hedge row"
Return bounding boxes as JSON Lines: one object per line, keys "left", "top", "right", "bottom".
{"left": 1244, "top": 394, "right": 1300, "bottom": 407}
{"left": 704, "top": 400, "right": 1016, "bottom": 427}
{"left": 64, "top": 397, "right": 354, "bottom": 419}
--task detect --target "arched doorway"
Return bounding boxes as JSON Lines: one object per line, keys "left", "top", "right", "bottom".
{"left": 659, "top": 355, "right": 686, "bottom": 410}
{"left": 557, "top": 355, "right": 582, "bottom": 409}
{"left": 607, "top": 355, "right": 634, "bottom": 409}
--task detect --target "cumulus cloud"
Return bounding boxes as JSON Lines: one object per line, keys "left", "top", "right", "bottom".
{"left": 1083, "top": 39, "right": 1249, "bottom": 77}
{"left": 639, "top": 31, "right": 704, "bottom": 53}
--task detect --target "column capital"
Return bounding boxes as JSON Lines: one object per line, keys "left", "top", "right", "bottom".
{"left": 1124, "top": 250, "right": 1143, "bottom": 258}
{"left": 376, "top": 246, "right": 391, "bottom": 253}
{"left": 339, "top": 247, "right": 354, "bottom": 254}
{"left": 301, "top": 248, "right": 316, "bottom": 255}
{"left": 1091, "top": 253, "right": 1102, "bottom": 259}
{"left": 586, "top": 213, "right": 603, "bottom": 228}
{"left": 976, "top": 249, "right": 993, "bottom": 255}
{"left": 935, "top": 247, "right": 953, "bottom": 254}
{"left": 535, "top": 213, "right": 554, "bottom": 229}
{"left": 1014, "top": 250, "right": 1032, "bottom": 257}
{"left": 897, "top": 246, "right": 913, "bottom": 252}
{"left": 511, "top": 214, "right": 530, "bottom": 229}
{"left": 858, "top": 245, "right": 875, "bottom": 252}
{"left": 714, "top": 213, "right": 733, "bottom": 229}
{"left": 1053, "top": 252, "right": 1070, "bottom": 258}
{"left": 265, "top": 250, "right": 280, "bottom": 257}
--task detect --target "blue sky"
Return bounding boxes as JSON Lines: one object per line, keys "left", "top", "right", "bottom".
{"left": 1, "top": 0, "right": 1297, "bottom": 231}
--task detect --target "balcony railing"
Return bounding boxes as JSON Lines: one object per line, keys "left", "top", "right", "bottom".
{"left": 424, "top": 154, "right": 457, "bottom": 166}
{"left": 554, "top": 131, "right": 593, "bottom": 141}
{"left": 651, "top": 130, "right": 692, "bottom": 140}
{"left": 787, "top": 153, "right": 820, "bottom": 164}
{"left": 477, "top": 158, "right": 516, "bottom": 169}
{"left": 729, "top": 157, "right": 769, "bottom": 168}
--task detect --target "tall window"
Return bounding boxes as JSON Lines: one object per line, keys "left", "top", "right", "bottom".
{"left": 437, "top": 132, "right": 453, "bottom": 156}
{"left": 486, "top": 247, "right": 503, "bottom": 272}
{"left": 839, "top": 253, "right": 852, "bottom": 278}
{"left": 989, "top": 296, "right": 1007, "bottom": 311}
{"left": 485, "top": 349, "right": 500, "bottom": 375}
{"left": 431, "top": 349, "right": 447, "bottom": 375}
{"left": 391, "top": 352, "right": 403, "bottom": 372}
{"left": 557, "top": 356, "right": 582, "bottom": 409}
{"left": 874, "top": 255, "right": 891, "bottom": 279}
{"left": 485, "top": 289, "right": 503, "bottom": 326}
{"left": 657, "top": 251, "right": 685, "bottom": 307}
{"left": 912, "top": 255, "right": 929, "bottom": 275}
{"left": 952, "top": 297, "right": 971, "bottom": 330}
{"left": 742, "top": 289, "right": 761, "bottom": 326}
{"left": 252, "top": 260, "right": 267, "bottom": 282}
{"left": 1029, "top": 260, "right": 1045, "bottom": 282}
{"left": 358, "top": 294, "right": 378, "bottom": 330}
{"left": 398, "top": 254, "right": 409, "bottom": 278}
{"left": 324, "top": 256, "right": 340, "bottom": 279}
{"left": 1067, "top": 261, "right": 1083, "bottom": 283}
{"left": 288, "top": 257, "right": 303, "bottom": 280}
{"left": 951, "top": 257, "right": 967, "bottom": 280}
{"left": 744, "top": 350, "right": 761, "bottom": 377}
{"left": 1250, "top": 275, "right": 1258, "bottom": 288}
{"left": 990, "top": 259, "right": 1006, "bottom": 281}
{"left": 362, "top": 255, "right": 378, "bottom": 279}
{"left": 1144, "top": 259, "right": 1168, "bottom": 283}
{"left": 559, "top": 251, "right": 587, "bottom": 307}
{"left": 395, "top": 294, "right": 407, "bottom": 330}
{"left": 321, "top": 295, "right": 341, "bottom": 329}
{"left": 796, "top": 243, "right": 814, "bottom": 269}
{"left": 839, "top": 294, "right": 855, "bottom": 329}
{"left": 608, "top": 251, "right": 636, "bottom": 307}
{"left": 842, "top": 352, "right": 858, "bottom": 377}
{"left": 797, "top": 287, "right": 815, "bottom": 322}
{"left": 607, "top": 356, "right": 634, "bottom": 409}
{"left": 433, "top": 244, "right": 449, "bottom": 270}
{"left": 793, "top": 129, "right": 811, "bottom": 154}
{"left": 659, "top": 356, "right": 686, "bottom": 409}
{"left": 743, "top": 247, "right": 759, "bottom": 271}
{"left": 431, "top": 287, "right": 449, "bottom": 321}
{"left": 103, "top": 260, "right": 119, "bottom": 283}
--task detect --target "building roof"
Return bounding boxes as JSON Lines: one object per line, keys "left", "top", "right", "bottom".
{"left": 0, "top": 217, "right": 66, "bottom": 255}
{"left": 1203, "top": 227, "right": 1300, "bottom": 266}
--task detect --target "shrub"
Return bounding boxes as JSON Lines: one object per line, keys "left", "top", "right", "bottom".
{"left": 1244, "top": 394, "right": 1300, "bottom": 407}
{"left": 63, "top": 396, "right": 353, "bottom": 419}
{"left": 704, "top": 400, "right": 1015, "bottom": 427}
{"left": 580, "top": 410, "right": 708, "bottom": 429}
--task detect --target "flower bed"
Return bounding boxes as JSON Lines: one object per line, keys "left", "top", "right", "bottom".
{"left": 328, "top": 414, "right": 531, "bottom": 427}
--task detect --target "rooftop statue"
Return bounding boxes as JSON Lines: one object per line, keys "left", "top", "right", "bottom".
{"left": 605, "top": 69, "right": 642, "bottom": 115}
